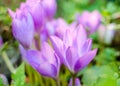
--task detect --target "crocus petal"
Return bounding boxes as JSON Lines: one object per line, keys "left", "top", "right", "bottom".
{"left": 26, "top": 50, "right": 45, "bottom": 68}
{"left": 66, "top": 46, "right": 78, "bottom": 72}
{"left": 63, "top": 29, "right": 75, "bottom": 48}
{"left": 19, "top": 44, "right": 27, "bottom": 61}
{"left": 42, "top": 0, "right": 57, "bottom": 19}
{"left": 87, "top": 11, "right": 101, "bottom": 34}
{"left": 8, "top": 8, "right": 15, "bottom": 18}
{"left": 30, "top": 3, "right": 45, "bottom": 31}
{"left": 37, "top": 62, "right": 57, "bottom": 79}
{"left": 54, "top": 53, "right": 60, "bottom": 74}
{"left": 79, "top": 39, "right": 92, "bottom": 56}
{"left": 75, "top": 24, "right": 87, "bottom": 51}
{"left": 74, "top": 49, "right": 97, "bottom": 73}
{"left": 12, "top": 13, "right": 34, "bottom": 48}
{"left": 25, "top": 0, "right": 45, "bottom": 32}
{"left": 55, "top": 18, "right": 68, "bottom": 39}
{"left": 41, "top": 42, "right": 56, "bottom": 63}
{"left": 77, "top": 11, "right": 89, "bottom": 26}
{"left": 50, "top": 36, "right": 64, "bottom": 62}
{"left": 27, "top": 50, "right": 57, "bottom": 78}
{"left": 69, "top": 78, "right": 81, "bottom": 86}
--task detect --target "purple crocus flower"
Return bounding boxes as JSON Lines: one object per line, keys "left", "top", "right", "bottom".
{"left": 26, "top": 42, "right": 60, "bottom": 79}
{"left": 69, "top": 78, "right": 81, "bottom": 86}
{"left": 77, "top": 10, "right": 102, "bottom": 34}
{"left": 41, "top": 0, "right": 57, "bottom": 20}
{"left": 21, "top": 1, "right": 45, "bottom": 33}
{"left": 40, "top": 18, "right": 69, "bottom": 44}
{"left": 25, "top": 0, "right": 57, "bottom": 31}
{"left": 8, "top": 9, "right": 34, "bottom": 48}
{"left": 43, "top": 18, "right": 69, "bottom": 40}
{"left": 50, "top": 24, "right": 97, "bottom": 74}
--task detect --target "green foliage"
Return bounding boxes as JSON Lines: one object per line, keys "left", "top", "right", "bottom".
{"left": 95, "top": 48, "right": 117, "bottom": 65}
{"left": 82, "top": 64, "right": 119, "bottom": 86}
{"left": 11, "top": 63, "right": 26, "bottom": 86}
{"left": 117, "top": 79, "right": 120, "bottom": 86}
{"left": 94, "top": 76, "right": 117, "bottom": 86}
{"left": 0, "top": 6, "right": 11, "bottom": 25}
{"left": 0, "top": 77, "right": 4, "bottom": 86}
{"left": 0, "top": 42, "right": 8, "bottom": 53}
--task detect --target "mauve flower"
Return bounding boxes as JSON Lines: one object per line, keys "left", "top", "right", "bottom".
{"left": 8, "top": 9, "right": 34, "bottom": 48}
{"left": 25, "top": 0, "right": 57, "bottom": 30}
{"left": 54, "top": 18, "right": 69, "bottom": 39}
{"left": 21, "top": 1, "right": 45, "bottom": 33}
{"left": 43, "top": 18, "right": 69, "bottom": 40}
{"left": 77, "top": 10, "right": 102, "bottom": 34}
{"left": 69, "top": 78, "right": 81, "bottom": 86}
{"left": 50, "top": 24, "right": 97, "bottom": 74}
{"left": 26, "top": 42, "right": 60, "bottom": 79}
{"left": 40, "top": 18, "right": 69, "bottom": 44}
{"left": 41, "top": 0, "right": 57, "bottom": 20}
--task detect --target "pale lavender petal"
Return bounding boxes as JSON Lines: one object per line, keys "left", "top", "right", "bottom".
{"left": 69, "top": 78, "right": 81, "bottom": 86}
{"left": 8, "top": 8, "right": 15, "bottom": 18}
{"left": 55, "top": 18, "right": 68, "bottom": 39}
{"left": 87, "top": 11, "right": 101, "bottom": 34}
{"left": 70, "top": 21, "right": 77, "bottom": 29}
{"left": 42, "top": 0, "right": 57, "bottom": 19}
{"left": 19, "top": 44, "right": 27, "bottom": 61}
{"left": 50, "top": 36, "right": 64, "bottom": 63}
{"left": 54, "top": 53, "right": 60, "bottom": 75}
{"left": 63, "top": 29, "right": 74, "bottom": 47}
{"left": 41, "top": 42, "right": 56, "bottom": 63}
{"left": 74, "top": 49, "right": 97, "bottom": 73}
{"left": 40, "top": 32, "right": 48, "bottom": 44}
{"left": 26, "top": 50, "right": 45, "bottom": 67}
{"left": 26, "top": 1, "right": 45, "bottom": 32}
{"left": 77, "top": 11, "right": 89, "bottom": 26}
{"left": 79, "top": 39, "right": 92, "bottom": 56}
{"left": 75, "top": 24, "right": 87, "bottom": 51}
{"left": 66, "top": 47, "right": 78, "bottom": 71}
{"left": 38, "top": 62, "right": 57, "bottom": 78}
{"left": 45, "top": 21, "right": 56, "bottom": 36}
{"left": 12, "top": 13, "right": 34, "bottom": 48}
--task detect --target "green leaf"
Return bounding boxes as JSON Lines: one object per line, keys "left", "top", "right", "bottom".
{"left": 117, "top": 79, "right": 120, "bottom": 86}
{"left": 94, "top": 76, "right": 117, "bottom": 86}
{"left": 0, "top": 77, "right": 4, "bottom": 86}
{"left": 82, "top": 65, "right": 119, "bottom": 86}
{"left": 11, "top": 63, "right": 26, "bottom": 86}
{"left": 95, "top": 48, "right": 117, "bottom": 65}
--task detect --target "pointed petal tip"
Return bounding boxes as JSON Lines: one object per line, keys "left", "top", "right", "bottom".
{"left": 7, "top": 8, "right": 15, "bottom": 18}
{"left": 74, "top": 48, "right": 98, "bottom": 73}
{"left": 38, "top": 63, "right": 57, "bottom": 79}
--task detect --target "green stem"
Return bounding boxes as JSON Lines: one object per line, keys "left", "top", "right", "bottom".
{"left": 1, "top": 51, "right": 15, "bottom": 73}
{"left": 72, "top": 74, "right": 76, "bottom": 86}
{"left": 56, "top": 78, "right": 60, "bottom": 86}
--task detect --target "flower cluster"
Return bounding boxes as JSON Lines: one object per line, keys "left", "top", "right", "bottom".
{"left": 8, "top": 0, "right": 101, "bottom": 85}
{"left": 8, "top": 0, "right": 57, "bottom": 48}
